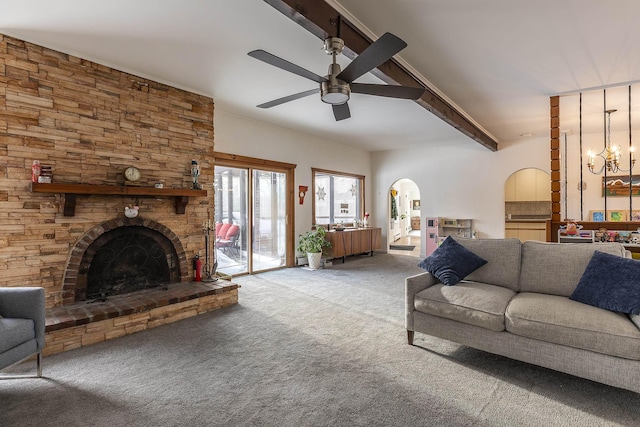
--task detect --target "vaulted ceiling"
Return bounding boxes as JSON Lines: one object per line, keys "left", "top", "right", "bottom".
{"left": 2, "top": 0, "right": 640, "bottom": 152}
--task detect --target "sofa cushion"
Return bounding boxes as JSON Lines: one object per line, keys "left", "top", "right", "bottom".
{"left": 631, "top": 314, "right": 640, "bottom": 330}
{"left": 570, "top": 251, "right": 640, "bottom": 314}
{"left": 519, "top": 241, "right": 627, "bottom": 297}
{"left": 418, "top": 236, "right": 487, "bottom": 286}
{"left": 506, "top": 292, "right": 640, "bottom": 360}
{"left": 0, "top": 318, "right": 36, "bottom": 354}
{"left": 414, "top": 282, "right": 515, "bottom": 332}
{"left": 452, "top": 237, "right": 522, "bottom": 291}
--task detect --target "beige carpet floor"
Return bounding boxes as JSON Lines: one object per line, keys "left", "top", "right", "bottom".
{"left": 2, "top": 253, "right": 639, "bottom": 426}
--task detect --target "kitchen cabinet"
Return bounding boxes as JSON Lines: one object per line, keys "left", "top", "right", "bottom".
{"left": 505, "top": 221, "right": 547, "bottom": 242}
{"left": 505, "top": 169, "right": 551, "bottom": 202}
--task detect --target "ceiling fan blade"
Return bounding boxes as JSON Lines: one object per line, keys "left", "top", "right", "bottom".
{"left": 257, "top": 88, "right": 320, "bottom": 109}
{"left": 332, "top": 103, "right": 351, "bottom": 121}
{"left": 337, "top": 32, "right": 407, "bottom": 83}
{"left": 351, "top": 83, "right": 425, "bottom": 99}
{"left": 248, "top": 50, "right": 327, "bottom": 84}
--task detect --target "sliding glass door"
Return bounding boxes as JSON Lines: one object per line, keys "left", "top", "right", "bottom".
{"left": 215, "top": 165, "right": 249, "bottom": 275}
{"left": 214, "top": 154, "right": 294, "bottom": 275}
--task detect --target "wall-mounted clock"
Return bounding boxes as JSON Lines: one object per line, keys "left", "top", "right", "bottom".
{"left": 123, "top": 166, "right": 141, "bottom": 182}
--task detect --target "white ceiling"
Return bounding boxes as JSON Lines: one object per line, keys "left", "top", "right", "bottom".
{"left": 2, "top": 0, "right": 640, "bottom": 152}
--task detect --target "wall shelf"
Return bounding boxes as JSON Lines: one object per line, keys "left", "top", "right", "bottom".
{"left": 30, "top": 182, "right": 207, "bottom": 216}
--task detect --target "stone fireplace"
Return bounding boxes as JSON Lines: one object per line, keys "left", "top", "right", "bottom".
{"left": 63, "top": 218, "right": 188, "bottom": 304}
{"left": 1, "top": 34, "right": 239, "bottom": 357}
{"left": 0, "top": 33, "right": 215, "bottom": 308}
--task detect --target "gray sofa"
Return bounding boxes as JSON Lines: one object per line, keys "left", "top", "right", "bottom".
{"left": 0, "top": 287, "right": 45, "bottom": 377}
{"left": 406, "top": 238, "right": 640, "bottom": 394}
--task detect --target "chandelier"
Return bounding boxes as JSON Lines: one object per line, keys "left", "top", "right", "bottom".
{"left": 587, "top": 109, "right": 635, "bottom": 174}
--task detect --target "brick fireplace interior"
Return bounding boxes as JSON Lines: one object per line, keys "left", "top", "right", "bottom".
{"left": 0, "top": 33, "right": 215, "bottom": 308}
{"left": 67, "top": 217, "right": 186, "bottom": 304}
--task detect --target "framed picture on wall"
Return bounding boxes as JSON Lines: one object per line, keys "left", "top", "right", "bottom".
{"left": 608, "top": 211, "right": 627, "bottom": 222}
{"left": 412, "top": 200, "right": 420, "bottom": 210}
{"left": 631, "top": 211, "right": 640, "bottom": 222}
{"left": 590, "top": 210, "right": 605, "bottom": 222}
{"left": 602, "top": 175, "right": 640, "bottom": 197}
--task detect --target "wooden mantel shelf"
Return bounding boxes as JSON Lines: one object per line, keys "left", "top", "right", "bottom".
{"left": 30, "top": 182, "right": 207, "bottom": 216}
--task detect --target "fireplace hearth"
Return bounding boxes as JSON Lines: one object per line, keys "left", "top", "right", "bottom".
{"left": 47, "top": 218, "right": 239, "bottom": 358}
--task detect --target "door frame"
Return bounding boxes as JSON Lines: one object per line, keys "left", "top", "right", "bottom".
{"left": 214, "top": 152, "right": 296, "bottom": 270}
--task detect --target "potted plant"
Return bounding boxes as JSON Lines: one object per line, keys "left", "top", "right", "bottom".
{"left": 297, "top": 226, "right": 331, "bottom": 270}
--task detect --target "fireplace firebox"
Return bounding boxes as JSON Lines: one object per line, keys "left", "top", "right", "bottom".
{"left": 85, "top": 227, "right": 176, "bottom": 301}
{"left": 62, "top": 217, "right": 189, "bottom": 305}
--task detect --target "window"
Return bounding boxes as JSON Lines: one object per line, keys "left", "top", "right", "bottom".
{"left": 312, "top": 168, "right": 364, "bottom": 226}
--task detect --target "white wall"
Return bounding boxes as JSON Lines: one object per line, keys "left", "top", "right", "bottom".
{"left": 371, "top": 134, "right": 551, "bottom": 255}
{"left": 214, "top": 109, "right": 372, "bottom": 242}
{"left": 215, "top": 108, "right": 554, "bottom": 257}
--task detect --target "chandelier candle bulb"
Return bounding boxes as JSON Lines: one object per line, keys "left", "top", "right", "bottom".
{"left": 587, "top": 109, "right": 635, "bottom": 175}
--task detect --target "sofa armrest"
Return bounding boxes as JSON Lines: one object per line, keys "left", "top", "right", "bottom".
{"left": 405, "top": 272, "right": 440, "bottom": 331}
{"left": 0, "top": 287, "right": 46, "bottom": 351}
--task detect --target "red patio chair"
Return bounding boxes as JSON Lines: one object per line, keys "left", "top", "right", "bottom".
{"left": 217, "top": 224, "right": 240, "bottom": 256}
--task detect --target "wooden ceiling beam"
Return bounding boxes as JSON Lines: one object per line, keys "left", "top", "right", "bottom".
{"left": 264, "top": 0, "right": 498, "bottom": 151}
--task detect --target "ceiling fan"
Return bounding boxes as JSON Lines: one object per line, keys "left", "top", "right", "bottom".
{"left": 248, "top": 32, "right": 425, "bottom": 121}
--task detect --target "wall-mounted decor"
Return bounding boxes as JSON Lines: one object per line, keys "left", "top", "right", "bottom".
{"left": 602, "top": 175, "right": 640, "bottom": 197}
{"left": 412, "top": 199, "right": 421, "bottom": 210}
{"left": 298, "top": 185, "right": 308, "bottom": 204}
{"left": 630, "top": 211, "right": 640, "bottom": 221}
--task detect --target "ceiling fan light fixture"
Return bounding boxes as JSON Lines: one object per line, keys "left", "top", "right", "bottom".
{"left": 249, "top": 32, "right": 416, "bottom": 119}
{"left": 323, "top": 37, "right": 345, "bottom": 55}
{"left": 321, "top": 81, "right": 350, "bottom": 105}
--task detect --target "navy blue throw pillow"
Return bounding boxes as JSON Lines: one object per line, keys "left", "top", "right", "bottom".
{"left": 570, "top": 251, "right": 640, "bottom": 315}
{"left": 418, "top": 236, "right": 487, "bottom": 286}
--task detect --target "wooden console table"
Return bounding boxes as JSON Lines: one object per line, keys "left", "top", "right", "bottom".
{"left": 30, "top": 182, "right": 207, "bottom": 216}
{"left": 325, "top": 227, "right": 382, "bottom": 263}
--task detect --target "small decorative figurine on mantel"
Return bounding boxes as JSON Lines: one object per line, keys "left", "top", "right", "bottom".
{"left": 191, "top": 160, "right": 201, "bottom": 190}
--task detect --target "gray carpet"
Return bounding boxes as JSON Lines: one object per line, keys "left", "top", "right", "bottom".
{"left": 2, "top": 253, "right": 639, "bottom": 426}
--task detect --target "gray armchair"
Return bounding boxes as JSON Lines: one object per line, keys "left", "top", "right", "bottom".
{"left": 0, "top": 287, "right": 45, "bottom": 378}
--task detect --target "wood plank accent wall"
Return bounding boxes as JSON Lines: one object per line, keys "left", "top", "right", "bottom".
{"left": 550, "top": 96, "right": 561, "bottom": 221}
{"left": 0, "top": 33, "right": 215, "bottom": 308}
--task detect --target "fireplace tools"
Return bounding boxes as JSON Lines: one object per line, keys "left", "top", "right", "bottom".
{"left": 202, "top": 220, "right": 218, "bottom": 281}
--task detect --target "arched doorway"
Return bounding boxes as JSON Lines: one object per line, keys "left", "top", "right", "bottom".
{"left": 504, "top": 168, "right": 551, "bottom": 242}
{"left": 388, "top": 179, "right": 421, "bottom": 256}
